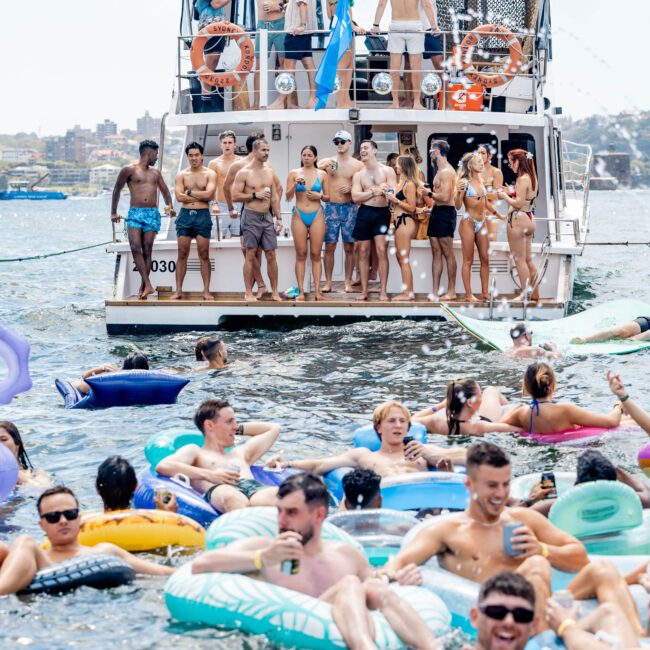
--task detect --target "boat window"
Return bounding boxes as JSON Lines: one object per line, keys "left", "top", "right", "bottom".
{"left": 230, "top": 0, "right": 256, "bottom": 32}
{"left": 426, "top": 133, "right": 498, "bottom": 184}
{"left": 500, "top": 134, "right": 536, "bottom": 186}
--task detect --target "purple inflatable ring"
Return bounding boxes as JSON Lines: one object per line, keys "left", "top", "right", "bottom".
{"left": 0, "top": 324, "right": 32, "bottom": 405}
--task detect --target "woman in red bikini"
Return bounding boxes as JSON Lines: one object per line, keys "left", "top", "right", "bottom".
{"left": 497, "top": 149, "right": 539, "bottom": 301}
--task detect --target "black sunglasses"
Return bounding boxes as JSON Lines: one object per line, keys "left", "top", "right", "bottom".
{"left": 40, "top": 508, "right": 80, "bottom": 524}
{"left": 480, "top": 604, "right": 535, "bottom": 624}
{"left": 333, "top": 138, "right": 348, "bottom": 145}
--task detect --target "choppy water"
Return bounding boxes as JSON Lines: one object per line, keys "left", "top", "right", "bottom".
{"left": 0, "top": 191, "right": 649, "bottom": 648}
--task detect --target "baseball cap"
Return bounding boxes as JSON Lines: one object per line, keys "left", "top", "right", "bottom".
{"left": 333, "top": 130, "right": 352, "bottom": 142}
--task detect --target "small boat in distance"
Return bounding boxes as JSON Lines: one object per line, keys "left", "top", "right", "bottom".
{"left": 0, "top": 177, "right": 66, "bottom": 201}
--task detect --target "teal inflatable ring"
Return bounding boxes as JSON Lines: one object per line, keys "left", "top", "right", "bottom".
{"left": 144, "top": 430, "right": 204, "bottom": 470}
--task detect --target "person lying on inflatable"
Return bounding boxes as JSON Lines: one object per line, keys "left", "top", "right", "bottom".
{"left": 505, "top": 323, "right": 562, "bottom": 360}
{"left": 73, "top": 351, "right": 149, "bottom": 395}
{"left": 0, "top": 485, "right": 173, "bottom": 595}
{"left": 192, "top": 473, "right": 439, "bottom": 650}
{"left": 386, "top": 442, "right": 643, "bottom": 634}
{"left": 156, "top": 398, "right": 281, "bottom": 513}
{"left": 0, "top": 420, "right": 51, "bottom": 488}
{"left": 267, "top": 400, "right": 467, "bottom": 477}
{"left": 571, "top": 315, "right": 650, "bottom": 344}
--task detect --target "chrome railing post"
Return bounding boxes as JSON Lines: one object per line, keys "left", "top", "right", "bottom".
{"left": 260, "top": 29, "right": 269, "bottom": 108}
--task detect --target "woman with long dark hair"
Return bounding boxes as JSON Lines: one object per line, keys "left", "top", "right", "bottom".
{"left": 0, "top": 421, "right": 51, "bottom": 487}
{"left": 477, "top": 143, "right": 505, "bottom": 241}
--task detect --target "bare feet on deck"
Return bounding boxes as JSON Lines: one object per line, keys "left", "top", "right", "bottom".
{"left": 413, "top": 103, "right": 425, "bottom": 110}
{"left": 271, "top": 292, "right": 282, "bottom": 302}
{"left": 305, "top": 98, "right": 316, "bottom": 109}
{"left": 466, "top": 294, "right": 479, "bottom": 303}
{"left": 480, "top": 293, "right": 490, "bottom": 301}
{"left": 344, "top": 283, "right": 354, "bottom": 293}
{"left": 170, "top": 292, "right": 183, "bottom": 301}
{"left": 244, "top": 293, "right": 258, "bottom": 302}
{"left": 355, "top": 293, "right": 368, "bottom": 301}
{"left": 268, "top": 98, "right": 284, "bottom": 110}
{"left": 202, "top": 291, "right": 214, "bottom": 301}
{"left": 296, "top": 293, "right": 306, "bottom": 302}
{"left": 392, "top": 292, "right": 415, "bottom": 302}
{"left": 315, "top": 293, "right": 326, "bottom": 301}
{"left": 322, "top": 284, "right": 332, "bottom": 293}
{"left": 440, "top": 292, "right": 457, "bottom": 301}
{"left": 139, "top": 286, "right": 156, "bottom": 300}
{"left": 255, "top": 284, "right": 268, "bottom": 299}
{"left": 378, "top": 293, "right": 389, "bottom": 302}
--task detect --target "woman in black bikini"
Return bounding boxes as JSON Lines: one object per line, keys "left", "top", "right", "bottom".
{"left": 385, "top": 155, "right": 420, "bottom": 302}
{"left": 496, "top": 149, "right": 539, "bottom": 301}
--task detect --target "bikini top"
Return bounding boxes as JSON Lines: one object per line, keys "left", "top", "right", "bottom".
{"left": 528, "top": 398, "right": 553, "bottom": 433}
{"left": 396, "top": 188, "right": 406, "bottom": 201}
{"left": 296, "top": 176, "right": 323, "bottom": 193}
{"left": 465, "top": 181, "right": 486, "bottom": 199}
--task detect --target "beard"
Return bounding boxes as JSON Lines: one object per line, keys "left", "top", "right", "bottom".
{"left": 279, "top": 524, "right": 315, "bottom": 546}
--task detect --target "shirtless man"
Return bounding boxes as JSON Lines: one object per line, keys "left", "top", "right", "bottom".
{"left": 571, "top": 316, "right": 650, "bottom": 344}
{"left": 194, "top": 336, "right": 228, "bottom": 371}
{"left": 0, "top": 485, "right": 172, "bottom": 595}
{"left": 427, "top": 139, "right": 457, "bottom": 299}
{"left": 155, "top": 398, "right": 281, "bottom": 513}
{"left": 252, "top": 0, "right": 286, "bottom": 109}
{"left": 208, "top": 130, "right": 241, "bottom": 239}
{"left": 506, "top": 323, "right": 561, "bottom": 360}
{"left": 268, "top": 400, "right": 467, "bottom": 476}
{"left": 351, "top": 140, "right": 397, "bottom": 301}
{"left": 317, "top": 130, "right": 364, "bottom": 292}
{"left": 387, "top": 442, "right": 642, "bottom": 632}
{"left": 371, "top": 0, "right": 439, "bottom": 109}
{"left": 172, "top": 142, "right": 218, "bottom": 301}
{"left": 110, "top": 140, "right": 175, "bottom": 299}
{"left": 232, "top": 138, "right": 283, "bottom": 301}
{"left": 192, "top": 472, "right": 440, "bottom": 650}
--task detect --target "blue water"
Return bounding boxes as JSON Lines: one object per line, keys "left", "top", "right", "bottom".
{"left": 0, "top": 191, "right": 649, "bottom": 647}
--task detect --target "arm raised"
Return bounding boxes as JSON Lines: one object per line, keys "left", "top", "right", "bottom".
{"left": 242, "top": 423, "right": 282, "bottom": 465}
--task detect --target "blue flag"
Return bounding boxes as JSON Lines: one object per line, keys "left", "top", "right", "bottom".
{"left": 314, "top": 0, "right": 353, "bottom": 110}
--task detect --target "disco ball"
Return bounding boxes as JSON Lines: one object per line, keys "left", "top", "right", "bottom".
{"left": 333, "top": 75, "right": 342, "bottom": 92}
{"left": 275, "top": 73, "right": 296, "bottom": 95}
{"left": 421, "top": 73, "right": 442, "bottom": 96}
{"left": 372, "top": 72, "right": 393, "bottom": 96}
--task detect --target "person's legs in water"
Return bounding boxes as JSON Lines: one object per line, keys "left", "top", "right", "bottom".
{"left": 572, "top": 320, "right": 643, "bottom": 344}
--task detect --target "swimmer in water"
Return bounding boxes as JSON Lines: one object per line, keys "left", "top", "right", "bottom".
{"left": 194, "top": 337, "right": 228, "bottom": 371}
{"left": 571, "top": 316, "right": 650, "bottom": 344}
{"left": 73, "top": 352, "right": 149, "bottom": 395}
{"left": 506, "top": 323, "right": 562, "bottom": 360}
{"left": 0, "top": 421, "right": 51, "bottom": 487}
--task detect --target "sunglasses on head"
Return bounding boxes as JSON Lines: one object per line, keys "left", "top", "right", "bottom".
{"left": 333, "top": 138, "right": 348, "bottom": 145}
{"left": 40, "top": 508, "right": 79, "bottom": 524}
{"left": 480, "top": 604, "right": 535, "bottom": 624}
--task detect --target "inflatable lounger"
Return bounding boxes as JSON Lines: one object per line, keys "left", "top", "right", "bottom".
{"left": 55, "top": 370, "right": 189, "bottom": 409}
{"left": 442, "top": 299, "right": 650, "bottom": 355}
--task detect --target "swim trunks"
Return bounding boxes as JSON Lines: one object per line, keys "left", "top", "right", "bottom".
{"left": 203, "top": 478, "right": 266, "bottom": 503}
{"left": 284, "top": 33, "right": 313, "bottom": 60}
{"left": 241, "top": 208, "right": 278, "bottom": 251}
{"left": 176, "top": 208, "right": 213, "bottom": 239}
{"left": 635, "top": 316, "right": 650, "bottom": 333}
{"left": 388, "top": 21, "right": 425, "bottom": 55}
{"left": 254, "top": 17, "right": 286, "bottom": 56}
{"left": 125, "top": 207, "right": 161, "bottom": 233}
{"left": 424, "top": 33, "right": 443, "bottom": 57}
{"left": 352, "top": 204, "right": 391, "bottom": 241}
{"left": 214, "top": 201, "right": 241, "bottom": 237}
{"left": 427, "top": 205, "right": 457, "bottom": 238}
{"left": 324, "top": 201, "right": 358, "bottom": 244}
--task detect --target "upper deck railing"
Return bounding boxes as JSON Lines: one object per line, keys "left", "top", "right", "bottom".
{"left": 174, "top": 26, "right": 542, "bottom": 116}
{"left": 560, "top": 139, "right": 592, "bottom": 243}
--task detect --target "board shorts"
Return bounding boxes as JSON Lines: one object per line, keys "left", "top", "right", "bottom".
{"left": 634, "top": 317, "right": 650, "bottom": 333}
{"left": 284, "top": 33, "right": 313, "bottom": 60}
{"left": 176, "top": 208, "right": 213, "bottom": 239}
{"left": 427, "top": 205, "right": 457, "bottom": 239}
{"left": 254, "top": 18, "right": 286, "bottom": 57}
{"left": 352, "top": 204, "right": 391, "bottom": 241}
{"left": 324, "top": 201, "right": 358, "bottom": 244}
{"left": 203, "top": 478, "right": 266, "bottom": 503}
{"left": 214, "top": 201, "right": 242, "bottom": 237}
{"left": 424, "top": 33, "right": 443, "bottom": 57}
{"left": 388, "top": 21, "right": 424, "bottom": 55}
{"left": 125, "top": 207, "right": 161, "bottom": 233}
{"left": 241, "top": 208, "right": 278, "bottom": 251}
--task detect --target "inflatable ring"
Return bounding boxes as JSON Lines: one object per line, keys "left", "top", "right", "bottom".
{"left": 459, "top": 24, "right": 523, "bottom": 88}
{"left": 190, "top": 21, "right": 254, "bottom": 88}
{"left": 18, "top": 554, "right": 134, "bottom": 596}
{"left": 509, "top": 471, "right": 576, "bottom": 501}
{"left": 145, "top": 430, "right": 204, "bottom": 470}
{"left": 0, "top": 444, "right": 19, "bottom": 502}
{"left": 0, "top": 323, "right": 31, "bottom": 405}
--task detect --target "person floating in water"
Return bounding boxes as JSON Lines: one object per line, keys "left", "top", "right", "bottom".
{"left": 0, "top": 421, "right": 51, "bottom": 488}
{"left": 73, "top": 352, "right": 149, "bottom": 395}
{"left": 506, "top": 323, "right": 561, "bottom": 360}
{"left": 571, "top": 316, "right": 650, "bottom": 344}
{"left": 194, "top": 337, "right": 228, "bottom": 371}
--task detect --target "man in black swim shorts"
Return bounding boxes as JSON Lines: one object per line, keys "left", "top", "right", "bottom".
{"left": 571, "top": 316, "right": 650, "bottom": 344}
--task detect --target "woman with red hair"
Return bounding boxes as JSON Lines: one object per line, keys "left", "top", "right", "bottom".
{"left": 497, "top": 149, "right": 539, "bottom": 301}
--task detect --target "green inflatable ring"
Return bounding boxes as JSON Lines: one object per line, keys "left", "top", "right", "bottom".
{"left": 144, "top": 430, "right": 204, "bottom": 470}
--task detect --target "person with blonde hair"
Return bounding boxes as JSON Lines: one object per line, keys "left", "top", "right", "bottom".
{"left": 384, "top": 155, "right": 421, "bottom": 301}
{"left": 267, "top": 399, "right": 467, "bottom": 476}
{"left": 455, "top": 151, "right": 491, "bottom": 302}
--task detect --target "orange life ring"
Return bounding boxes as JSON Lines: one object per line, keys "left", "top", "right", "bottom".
{"left": 459, "top": 24, "right": 523, "bottom": 88}
{"left": 190, "top": 21, "right": 254, "bottom": 88}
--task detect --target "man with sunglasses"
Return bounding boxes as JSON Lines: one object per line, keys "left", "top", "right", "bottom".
{"left": 0, "top": 486, "right": 173, "bottom": 595}
{"left": 506, "top": 323, "right": 561, "bottom": 360}
{"left": 317, "top": 130, "right": 364, "bottom": 293}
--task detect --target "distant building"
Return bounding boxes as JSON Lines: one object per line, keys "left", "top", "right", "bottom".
{"left": 45, "top": 137, "right": 66, "bottom": 162}
{"left": 45, "top": 131, "right": 87, "bottom": 164}
{"left": 136, "top": 111, "right": 161, "bottom": 139}
{"left": 48, "top": 165, "right": 90, "bottom": 185}
{"left": 593, "top": 146, "right": 631, "bottom": 187}
{"left": 10, "top": 164, "right": 50, "bottom": 184}
{"left": 90, "top": 164, "right": 121, "bottom": 189}
{"left": 87, "top": 148, "right": 125, "bottom": 163}
{"left": 0, "top": 148, "right": 40, "bottom": 163}
{"left": 96, "top": 119, "right": 118, "bottom": 141}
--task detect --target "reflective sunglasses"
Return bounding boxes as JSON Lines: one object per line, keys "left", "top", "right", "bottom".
{"left": 333, "top": 138, "right": 348, "bottom": 145}
{"left": 40, "top": 508, "right": 80, "bottom": 524}
{"left": 480, "top": 604, "right": 535, "bottom": 624}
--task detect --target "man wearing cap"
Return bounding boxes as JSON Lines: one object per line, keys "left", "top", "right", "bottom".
{"left": 506, "top": 323, "right": 561, "bottom": 360}
{"left": 317, "top": 131, "right": 364, "bottom": 293}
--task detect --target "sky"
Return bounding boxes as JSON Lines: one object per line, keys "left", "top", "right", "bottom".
{"left": 0, "top": 0, "right": 647, "bottom": 135}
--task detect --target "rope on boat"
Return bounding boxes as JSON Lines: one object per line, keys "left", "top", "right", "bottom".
{"left": 0, "top": 241, "right": 112, "bottom": 263}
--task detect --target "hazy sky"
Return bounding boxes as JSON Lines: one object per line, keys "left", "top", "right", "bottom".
{"left": 0, "top": 0, "right": 646, "bottom": 135}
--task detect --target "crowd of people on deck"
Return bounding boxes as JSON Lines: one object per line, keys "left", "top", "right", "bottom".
{"left": 112, "top": 133, "right": 539, "bottom": 303}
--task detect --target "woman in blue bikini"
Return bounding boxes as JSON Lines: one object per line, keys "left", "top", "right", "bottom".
{"left": 455, "top": 152, "right": 491, "bottom": 302}
{"left": 286, "top": 145, "right": 329, "bottom": 301}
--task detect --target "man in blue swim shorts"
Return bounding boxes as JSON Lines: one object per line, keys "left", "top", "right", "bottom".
{"left": 171, "top": 142, "right": 218, "bottom": 301}
{"left": 110, "top": 140, "right": 175, "bottom": 299}
{"left": 317, "top": 131, "right": 364, "bottom": 292}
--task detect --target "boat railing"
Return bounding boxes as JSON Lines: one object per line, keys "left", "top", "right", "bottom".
{"left": 174, "top": 26, "right": 540, "bottom": 115}
{"left": 560, "top": 139, "right": 592, "bottom": 242}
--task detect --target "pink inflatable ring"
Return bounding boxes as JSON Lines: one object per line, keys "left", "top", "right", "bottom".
{"left": 0, "top": 324, "right": 32, "bottom": 404}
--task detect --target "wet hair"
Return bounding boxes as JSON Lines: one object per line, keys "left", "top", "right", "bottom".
{"left": 457, "top": 151, "right": 481, "bottom": 183}
{"left": 386, "top": 153, "right": 398, "bottom": 164}
{"left": 194, "top": 398, "right": 231, "bottom": 433}
{"left": 360, "top": 139, "right": 378, "bottom": 150}
{"left": 508, "top": 148, "right": 537, "bottom": 193}
{"left": 185, "top": 141, "right": 204, "bottom": 156}
{"left": 0, "top": 420, "right": 34, "bottom": 471}
{"left": 122, "top": 352, "right": 149, "bottom": 370}
{"left": 246, "top": 131, "right": 265, "bottom": 153}
{"left": 510, "top": 323, "right": 530, "bottom": 341}
{"left": 278, "top": 472, "right": 329, "bottom": 510}
{"left": 478, "top": 571, "right": 536, "bottom": 608}
{"left": 96, "top": 456, "right": 137, "bottom": 511}
{"left": 37, "top": 485, "right": 78, "bottom": 514}
{"left": 446, "top": 379, "right": 480, "bottom": 436}
{"left": 300, "top": 145, "right": 318, "bottom": 166}
{"left": 523, "top": 362, "right": 555, "bottom": 399}
{"left": 576, "top": 449, "right": 617, "bottom": 484}
{"left": 342, "top": 468, "right": 381, "bottom": 509}
{"left": 195, "top": 336, "right": 222, "bottom": 361}
{"left": 405, "top": 145, "right": 423, "bottom": 165}
{"left": 139, "top": 139, "right": 159, "bottom": 156}
{"left": 252, "top": 138, "right": 269, "bottom": 150}
{"left": 397, "top": 155, "right": 423, "bottom": 190}
{"left": 219, "top": 130, "right": 236, "bottom": 142}
{"left": 430, "top": 139, "right": 450, "bottom": 158}
{"left": 372, "top": 400, "right": 411, "bottom": 435}
{"left": 466, "top": 442, "right": 510, "bottom": 477}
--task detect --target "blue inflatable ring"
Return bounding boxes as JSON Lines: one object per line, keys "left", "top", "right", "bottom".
{"left": 0, "top": 444, "right": 19, "bottom": 503}
{"left": 0, "top": 324, "right": 31, "bottom": 405}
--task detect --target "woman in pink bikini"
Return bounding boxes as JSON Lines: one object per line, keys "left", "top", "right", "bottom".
{"left": 497, "top": 149, "right": 539, "bottom": 301}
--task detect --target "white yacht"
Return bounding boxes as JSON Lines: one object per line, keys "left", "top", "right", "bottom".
{"left": 105, "top": 0, "right": 591, "bottom": 333}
